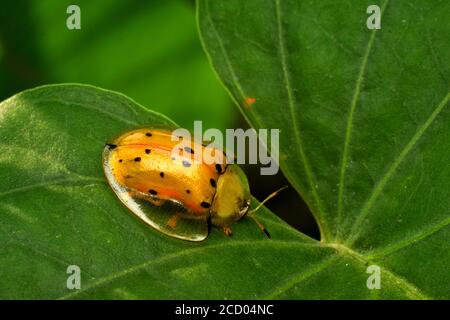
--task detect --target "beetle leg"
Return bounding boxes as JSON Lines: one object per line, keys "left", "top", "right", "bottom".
{"left": 222, "top": 226, "right": 233, "bottom": 236}
{"left": 125, "top": 190, "right": 165, "bottom": 206}
{"left": 148, "top": 198, "right": 165, "bottom": 207}
{"left": 167, "top": 213, "right": 182, "bottom": 228}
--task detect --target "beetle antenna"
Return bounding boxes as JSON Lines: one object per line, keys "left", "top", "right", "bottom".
{"left": 249, "top": 216, "right": 271, "bottom": 239}
{"left": 247, "top": 185, "right": 288, "bottom": 239}
{"left": 248, "top": 185, "right": 288, "bottom": 215}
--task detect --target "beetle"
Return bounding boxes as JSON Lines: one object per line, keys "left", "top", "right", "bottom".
{"left": 103, "top": 128, "right": 285, "bottom": 241}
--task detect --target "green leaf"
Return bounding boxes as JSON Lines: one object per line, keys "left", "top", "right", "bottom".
{"left": 198, "top": 0, "right": 449, "bottom": 299}
{"left": 1, "top": 0, "right": 449, "bottom": 299}
{"left": 0, "top": 84, "right": 333, "bottom": 299}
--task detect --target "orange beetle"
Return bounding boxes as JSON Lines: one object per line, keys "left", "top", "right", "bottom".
{"left": 103, "top": 128, "right": 284, "bottom": 241}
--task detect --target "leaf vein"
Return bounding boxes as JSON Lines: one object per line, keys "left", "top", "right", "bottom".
{"left": 328, "top": 243, "right": 431, "bottom": 299}
{"left": 0, "top": 177, "right": 104, "bottom": 199}
{"left": 336, "top": 0, "right": 390, "bottom": 239}
{"left": 347, "top": 90, "right": 450, "bottom": 245}
{"left": 264, "top": 255, "right": 338, "bottom": 299}
{"left": 58, "top": 240, "right": 321, "bottom": 299}
{"left": 368, "top": 217, "right": 450, "bottom": 259}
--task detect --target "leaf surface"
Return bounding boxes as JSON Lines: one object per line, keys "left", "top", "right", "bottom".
{"left": 0, "top": 0, "right": 448, "bottom": 299}
{"left": 0, "top": 84, "right": 332, "bottom": 299}
{"left": 197, "top": 0, "right": 450, "bottom": 299}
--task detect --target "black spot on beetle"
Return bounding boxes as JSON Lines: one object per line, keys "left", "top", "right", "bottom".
{"left": 149, "top": 189, "right": 157, "bottom": 195}
{"left": 201, "top": 201, "right": 211, "bottom": 209}
{"left": 215, "top": 164, "right": 222, "bottom": 173}
{"left": 160, "top": 172, "right": 164, "bottom": 178}
{"left": 184, "top": 146, "right": 194, "bottom": 154}
{"left": 119, "top": 159, "right": 123, "bottom": 163}
{"left": 134, "top": 157, "right": 141, "bottom": 162}
{"left": 146, "top": 132, "right": 152, "bottom": 137}
{"left": 210, "top": 178, "right": 216, "bottom": 188}
{"left": 106, "top": 143, "right": 117, "bottom": 149}
{"left": 182, "top": 160, "right": 191, "bottom": 167}
{"left": 145, "top": 149, "right": 151, "bottom": 154}
{"left": 186, "top": 190, "right": 191, "bottom": 194}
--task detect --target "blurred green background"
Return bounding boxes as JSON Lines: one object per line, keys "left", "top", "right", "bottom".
{"left": 0, "top": 0, "right": 234, "bottom": 130}
{"left": 0, "top": 0, "right": 318, "bottom": 239}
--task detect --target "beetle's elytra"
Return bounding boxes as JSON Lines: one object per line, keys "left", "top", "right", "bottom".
{"left": 103, "top": 127, "right": 280, "bottom": 241}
